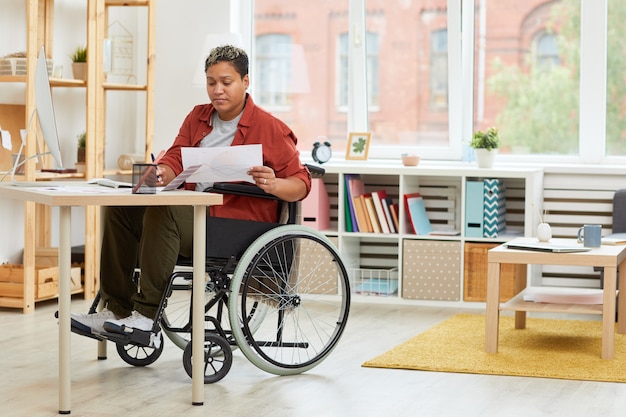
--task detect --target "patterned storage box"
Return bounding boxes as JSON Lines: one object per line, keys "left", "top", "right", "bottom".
{"left": 463, "top": 242, "right": 526, "bottom": 302}
{"left": 296, "top": 237, "right": 339, "bottom": 294}
{"left": 402, "top": 240, "right": 461, "bottom": 300}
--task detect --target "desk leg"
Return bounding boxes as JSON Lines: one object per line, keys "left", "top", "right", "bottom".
{"left": 192, "top": 205, "right": 206, "bottom": 405}
{"left": 602, "top": 266, "right": 617, "bottom": 360}
{"left": 58, "top": 206, "right": 71, "bottom": 414}
{"left": 485, "top": 261, "right": 501, "bottom": 353}
{"left": 619, "top": 260, "right": 626, "bottom": 335}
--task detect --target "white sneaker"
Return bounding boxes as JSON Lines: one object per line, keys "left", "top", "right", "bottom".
{"left": 71, "top": 309, "right": 117, "bottom": 333}
{"left": 104, "top": 311, "right": 154, "bottom": 334}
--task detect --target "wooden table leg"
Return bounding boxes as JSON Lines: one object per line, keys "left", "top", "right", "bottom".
{"left": 602, "top": 266, "right": 617, "bottom": 360}
{"left": 58, "top": 206, "right": 71, "bottom": 414}
{"left": 485, "top": 261, "right": 501, "bottom": 353}
{"left": 192, "top": 205, "right": 206, "bottom": 405}
{"left": 618, "top": 260, "right": 626, "bottom": 335}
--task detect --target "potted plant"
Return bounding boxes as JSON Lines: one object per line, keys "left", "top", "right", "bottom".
{"left": 470, "top": 127, "right": 500, "bottom": 168}
{"left": 76, "top": 131, "right": 86, "bottom": 172}
{"left": 70, "top": 45, "right": 87, "bottom": 81}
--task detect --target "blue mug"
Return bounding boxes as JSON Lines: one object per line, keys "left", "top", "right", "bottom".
{"left": 577, "top": 224, "right": 601, "bottom": 248}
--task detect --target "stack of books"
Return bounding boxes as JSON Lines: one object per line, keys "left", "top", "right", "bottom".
{"left": 344, "top": 174, "right": 399, "bottom": 233}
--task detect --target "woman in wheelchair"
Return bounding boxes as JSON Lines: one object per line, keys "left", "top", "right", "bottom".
{"left": 71, "top": 45, "right": 350, "bottom": 382}
{"left": 71, "top": 44, "right": 311, "bottom": 339}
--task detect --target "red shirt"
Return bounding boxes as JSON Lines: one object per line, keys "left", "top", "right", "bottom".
{"left": 159, "top": 94, "right": 311, "bottom": 223}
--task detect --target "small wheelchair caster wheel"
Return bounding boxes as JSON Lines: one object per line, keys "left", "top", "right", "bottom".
{"left": 183, "top": 333, "right": 232, "bottom": 384}
{"left": 116, "top": 332, "right": 164, "bottom": 367}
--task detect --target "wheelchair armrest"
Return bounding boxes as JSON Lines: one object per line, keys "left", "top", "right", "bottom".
{"left": 206, "top": 164, "right": 324, "bottom": 199}
{"left": 206, "top": 182, "right": 280, "bottom": 200}
{"left": 305, "top": 164, "right": 325, "bottom": 178}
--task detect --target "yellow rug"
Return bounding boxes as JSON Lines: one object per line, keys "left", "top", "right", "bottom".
{"left": 362, "top": 314, "right": 626, "bottom": 382}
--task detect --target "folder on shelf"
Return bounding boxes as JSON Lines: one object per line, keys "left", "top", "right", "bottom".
{"left": 301, "top": 178, "right": 330, "bottom": 231}
{"left": 483, "top": 178, "right": 506, "bottom": 237}
{"left": 404, "top": 193, "right": 433, "bottom": 235}
{"left": 465, "top": 180, "right": 484, "bottom": 237}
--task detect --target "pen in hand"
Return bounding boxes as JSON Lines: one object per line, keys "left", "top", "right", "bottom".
{"left": 151, "top": 150, "right": 165, "bottom": 183}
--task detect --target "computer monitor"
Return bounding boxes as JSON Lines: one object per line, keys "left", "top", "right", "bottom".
{"left": 34, "top": 46, "right": 64, "bottom": 169}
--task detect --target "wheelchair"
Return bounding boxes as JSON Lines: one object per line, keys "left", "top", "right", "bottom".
{"left": 69, "top": 165, "right": 351, "bottom": 383}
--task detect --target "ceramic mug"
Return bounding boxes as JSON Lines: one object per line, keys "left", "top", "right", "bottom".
{"left": 577, "top": 224, "right": 602, "bottom": 248}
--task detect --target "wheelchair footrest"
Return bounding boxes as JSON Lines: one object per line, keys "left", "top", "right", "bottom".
{"left": 68, "top": 319, "right": 108, "bottom": 342}
{"left": 64, "top": 316, "right": 157, "bottom": 347}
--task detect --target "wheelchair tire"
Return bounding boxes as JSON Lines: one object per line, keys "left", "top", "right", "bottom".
{"left": 115, "top": 332, "right": 164, "bottom": 367}
{"left": 182, "top": 333, "right": 233, "bottom": 384}
{"left": 228, "top": 225, "right": 351, "bottom": 376}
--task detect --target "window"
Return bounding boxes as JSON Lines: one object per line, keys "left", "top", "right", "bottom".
{"left": 250, "top": 0, "right": 620, "bottom": 164}
{"left": 337, "top": 32, "right": 379, "bottom": 110}
{"left": 254, "top": 0, "right": 349, "bottom": 152}
{"left": 255, "top": 34, "right": 291, "bottom": 109}
{"left": 535, "top": 32, "right": 560, "bottom": 68}
{"left": 483, "top": 0, "right": 580, "bottom": 156}
{"left": 605, "top": 0, "right": 626, "bottom": 157}
{"left": 430, "top": 29, "right": 448, "bottom": 110}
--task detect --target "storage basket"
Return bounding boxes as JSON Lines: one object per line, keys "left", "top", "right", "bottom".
{"left": 0, "top": 58, "right": 54, "bottom": 76}
{"left": 463, "top": 242, "right": 526, "bottom": 302}
{"left": 349, "top": 268, "right": 399, "bottom": 296}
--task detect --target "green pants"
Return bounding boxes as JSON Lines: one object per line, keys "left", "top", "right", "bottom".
{"left": 99, "top": 205, "right": 194, "bottom": 320}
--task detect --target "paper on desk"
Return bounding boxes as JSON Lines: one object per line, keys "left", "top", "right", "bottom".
{"left": 181, "top": 144, "right": 262, "bottom": 184}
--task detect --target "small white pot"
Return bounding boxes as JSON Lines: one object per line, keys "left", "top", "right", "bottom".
{"left": 537, "top": 222, "right": 552, "bottom": 242}
{"left": 475, "top": 148, "right": 497, "bottom": 168}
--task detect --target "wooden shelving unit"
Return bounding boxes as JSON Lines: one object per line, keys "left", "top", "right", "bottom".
{"left": 0, "top": 0, "right": 155, "bottom": 312}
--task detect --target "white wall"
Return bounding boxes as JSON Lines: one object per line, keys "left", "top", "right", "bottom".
{"left": 153, "top": 0, "right": 231, "bottom": 151}
{"left": 0, "top": 0, "right": 233, "bottom": 262}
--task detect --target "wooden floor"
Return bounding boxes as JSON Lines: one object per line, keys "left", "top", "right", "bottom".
{"left": 2, "top": 298, "right": 626, "bottom": 417}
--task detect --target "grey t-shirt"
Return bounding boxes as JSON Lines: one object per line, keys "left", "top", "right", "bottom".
{"left": 195, "top": 110, "right": 243, "bottom": 191}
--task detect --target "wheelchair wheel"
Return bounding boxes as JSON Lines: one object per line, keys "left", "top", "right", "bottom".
{"left": 116, "top": 332, "right": 164, "bottom": 367}
{"left": 182, "top": 333, "right": 233, "bottom": 384}
{"left": 161, "top": 271, "right": 269, "bottom": 351}
{"left": 160, "top": 273, "right": 217, "bottom": 350}
{"left": 228, "top": 225, "right": 351, "bottom": 376}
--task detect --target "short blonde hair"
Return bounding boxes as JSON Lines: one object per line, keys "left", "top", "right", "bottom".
{"left": 204, "top": 45, "right": 248, "bottom": 78}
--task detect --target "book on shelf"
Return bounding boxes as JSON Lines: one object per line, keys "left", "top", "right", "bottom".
{"left": 346, "top": 174, "right": 366, "bottom": 232}
{"left": 343, "top": 187, "right": 354, "bottom": 232}
{"left": 371, "top": 190, "right": 391, "bottom": 233}
{"left": 601, "top": 233, "right": 626, "bottom": 245}
{"left": 362, "top": 194, "right": 382, "bottom": 233}
{"left": 352, "top": 196, "right": 372, "bottom": 232}
{"left": 404, "top": 192, "right": 433, "bottom": 235}
{"left": 389, "top": 203, "right": 400, "bottom": 232}
{"left": 381, "top": 197, "right": 397, "bottom": 233}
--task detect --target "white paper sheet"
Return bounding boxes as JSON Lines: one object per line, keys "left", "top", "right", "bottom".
{"left": 181, "top": 144, "right": 262, "bottom": 183}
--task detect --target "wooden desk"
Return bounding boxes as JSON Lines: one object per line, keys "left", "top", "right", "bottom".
{"left": 486, "top": 237, "right": 626, "bottom": 360}
{"left": 0, "top": 183, "right": 222, "bottom": 414}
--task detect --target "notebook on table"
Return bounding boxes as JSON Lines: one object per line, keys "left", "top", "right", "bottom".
{"left": 504, "top": 241, "right": 591, "bottom": 253}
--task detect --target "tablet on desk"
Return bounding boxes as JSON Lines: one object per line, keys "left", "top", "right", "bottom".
{"left": 504, "top": 242, "right": 591, "bottom": 253}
